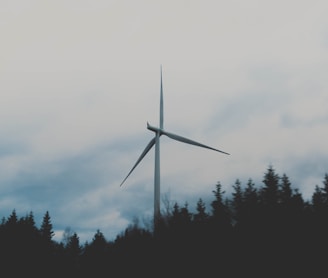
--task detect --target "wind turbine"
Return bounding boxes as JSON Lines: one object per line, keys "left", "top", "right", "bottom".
{"left": 120, "top": 66, "right": 230, "bottom": 228}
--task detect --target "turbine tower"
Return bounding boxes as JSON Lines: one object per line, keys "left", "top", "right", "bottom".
{"left": 120, "top": 66, "right": 230, "bottom": 229}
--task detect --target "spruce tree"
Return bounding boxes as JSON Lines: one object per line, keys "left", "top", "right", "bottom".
{"left": 40, "top": 211, "right": 54, "bottom": 242}
{"left": 231, "top": 179, "right": 243, "bottom": 225}
{"left": 261, "top": 165, "right": 280, "bottom": 207}
{"left": 193, "top": 198, "right": 208, "bottom": 224}
{"left": 210, "top": 181, "right": 231, "bottom": 228}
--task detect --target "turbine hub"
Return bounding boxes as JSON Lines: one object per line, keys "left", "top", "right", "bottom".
{"left": 147, "top": 122, "right": 163, "bottom": 134}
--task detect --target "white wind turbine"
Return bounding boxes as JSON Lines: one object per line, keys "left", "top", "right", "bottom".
{"left": 120, "top": 66, "right": 230, "bottom": 228}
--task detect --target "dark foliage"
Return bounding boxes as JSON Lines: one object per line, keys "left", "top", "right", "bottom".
{"left": 0, "top": 165, "right": 327, "bottom": 277}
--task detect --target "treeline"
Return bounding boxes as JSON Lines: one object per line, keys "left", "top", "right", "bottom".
{"left": 1, "top": 165, "right": 328, "bottom": 277}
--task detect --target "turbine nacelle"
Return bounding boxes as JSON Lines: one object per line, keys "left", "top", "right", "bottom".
{"left": 147, "top": 122, "right": 163, "bottom": 134}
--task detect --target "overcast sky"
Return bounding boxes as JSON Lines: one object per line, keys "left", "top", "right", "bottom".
{"left": 1, "top": 0, "right": 328, "bottom": 243}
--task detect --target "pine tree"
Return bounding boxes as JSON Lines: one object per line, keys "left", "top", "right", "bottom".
{"left": 81, "top": 229, "right": 110, "bottom": 275}
{"left": 193, "top": 198, "right": 208, "bottom": 224}
{"left": 231, "top": 179, "right": 243, "bottom": 225}
{"left": 180, "top": 202, "right": 192, "bottom": 226}
{"left": 279, "top": 173, "right": 293, "bottom": 205}
{"left": 209, "top": 181, "right": 232, "bottom": 242}
{"left": 192, "top": 198, "right": 209, "bottom": 250}
{"left": 322, "top": 173, "right": 328, "bottom": 205}
{"left": 89, "top": 229, "right": 108, "bottom": 253}
{"left": 40, "top": 211, "right": 54, "bottom": 242}
{"left": 260, "top": 165, "right": 280, "bottom": 207}
{"left": 65, "top": 232, "right": 82, "bottom": 273}
{"left": 211, "top": 181, "right": 225, "bottom": 218}
{"left": 6, "top": 209, "right": 18, "bottom": 226}
{"left": 66, "top": 232, "right": 81, "bottom": 255}
{"left": 210, "top": 181, "right": 231, "bottom": 226}
{"left": 312, "top": 174, "right": 328, "bottom": 232}
{"left": 243, "top": 178, "right": 258, "bottom": 222}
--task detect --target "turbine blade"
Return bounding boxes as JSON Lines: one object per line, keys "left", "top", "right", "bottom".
{"left": 162, "top": 130, "right": 230, "bottom": 155}
{"left": 160, "top": 65, "right": 164, "bottom": 129}
{"left": 120, "top": 137, "right": 156, "bottom": 187}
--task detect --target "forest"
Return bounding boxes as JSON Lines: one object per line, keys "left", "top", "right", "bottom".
{"left": 1, "top": 165, "right": 327, "bottom": 277}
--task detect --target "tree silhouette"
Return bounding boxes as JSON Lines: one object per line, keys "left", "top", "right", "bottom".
{"left": 0, "top": 165, "right": 328, "bottom": 277}
{"left": 231, "top": 178, "right": 243, "bottom": 225}
{"left": 40, "top": 211, "right": 54, "bottom": 242}
{"left": 193, "top": 198, "right": 209, "bottom": 223}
